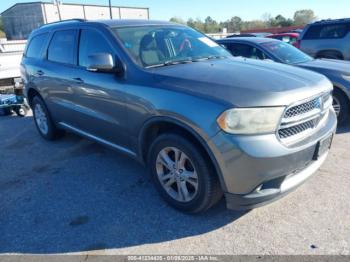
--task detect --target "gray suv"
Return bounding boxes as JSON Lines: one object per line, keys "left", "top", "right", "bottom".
{"left": 300, "top": 19, "right": 350, "bottom": 60}
{"left": 21, "top": 19, "right": 337, "bottom": 213}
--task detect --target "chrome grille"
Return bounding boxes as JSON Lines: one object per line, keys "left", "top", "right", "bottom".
{"left": 278, "top": 117, "right": 320, "bottom": 139}
{"left": 284, "top": 98, "right": 320, "bottom": 118}
{"left": 278, "top": 92, "right": 331, "bottom": 145}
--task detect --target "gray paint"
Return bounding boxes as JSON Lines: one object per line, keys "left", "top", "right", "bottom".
{"left": 21, "top": 20, "right": 337, "bottom": 210}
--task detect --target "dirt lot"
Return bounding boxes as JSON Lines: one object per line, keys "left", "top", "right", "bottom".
{"left": 0, "top": 111, "right": 349, "bottom": 255}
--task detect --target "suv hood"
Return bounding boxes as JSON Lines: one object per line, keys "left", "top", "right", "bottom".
{"left": 152, "top": 57, "right": 332, "bottom": 107}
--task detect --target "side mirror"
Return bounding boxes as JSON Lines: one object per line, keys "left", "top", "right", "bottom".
{"left": 87, "top": 53, "right": 123, "bottom": 74}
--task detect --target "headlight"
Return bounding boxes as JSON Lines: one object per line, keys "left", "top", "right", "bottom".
{"left": 217, "top": 107, "right": 285, "bottom": 134}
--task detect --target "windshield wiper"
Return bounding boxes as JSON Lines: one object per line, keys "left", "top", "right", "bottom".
{"left": 191, "top": 55, "right": 227, "bottom": 62}
{"left": 145, "top": 56, "right": 227, "bottom": 68}
{"left": 145, "top": 59, "right": 193, "bottom": 68}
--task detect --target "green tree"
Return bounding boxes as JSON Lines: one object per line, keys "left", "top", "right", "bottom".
{"left": 204, "top": 16, "right": 221, "bottom": 33}
{"left": 227, "top": 16, "right": 242, "bottom": 33}
{"left": 187, "top": 18, "right": 205, "bottom": 32}
{"left": 293, "top": 9, "right": 316, "bottom": 25}
{"left": 274, "top": 15, "right": 293, "bottom": 27}
{"left": 169, "top": 17, "right": 186, "bottom": 25}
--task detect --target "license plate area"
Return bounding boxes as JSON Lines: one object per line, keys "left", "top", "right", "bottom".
{"left": 313, "top": 134, "right": 333, "bottom": 160}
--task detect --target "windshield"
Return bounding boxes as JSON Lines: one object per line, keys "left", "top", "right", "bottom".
{"left": 260, "top": 41, "right": 313, "bottom": 64}
{"left": 112, "top": 26, "right": 230, "bottom": 68}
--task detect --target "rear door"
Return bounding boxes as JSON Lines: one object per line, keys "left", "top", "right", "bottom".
{"left": 21, "top": 32, "right": 49, "bottom": 99}
{"left": 39, "top": 29, "right": 82, "bottom": 127}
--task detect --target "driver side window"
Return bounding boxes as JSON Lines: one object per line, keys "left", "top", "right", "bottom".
{"left": 226, "top": 43, "right": 266, "bottom": 60}
{"left": 79, "top": 29, "right": 114, "bottom": 68}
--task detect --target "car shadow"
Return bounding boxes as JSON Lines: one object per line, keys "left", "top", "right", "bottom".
{"left": 0, "top": 119, "right": 246, "bottom": 254}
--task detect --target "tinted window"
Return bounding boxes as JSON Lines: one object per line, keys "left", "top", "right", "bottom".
{"left": 112, "top": 26, "right": 230, "bottom": 67}
{"left": 48, "top": 30, "right": 77, "bottom": 64}
{"left": 304, "top": 23, "right": 349, "bottom": 39}
{"left": 26, "top": 33, "right": 48, "bottom": 59}
{"left": 79, "top": 29, "right": 113, "bottom": 67}
{"left": 261, "top": 41, "right": 312, "bottom": 64}
{"left": 224, "top": 43, "right": 267, "bottom": 60}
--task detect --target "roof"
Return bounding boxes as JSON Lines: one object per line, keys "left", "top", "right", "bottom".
{"left": 311, "top": 18, "right": 350, "bottom": 25}
{"left": 32, "top": 19, "right": 181, "bottom": 34}
{"left": 217, "top": 37, "right": 278, "bottom": 44}
{"left": 1, "top": 1, "right": 149, "bottom": 15}
{"left": 95, "top": 19, "right": 178, "bottom": 27}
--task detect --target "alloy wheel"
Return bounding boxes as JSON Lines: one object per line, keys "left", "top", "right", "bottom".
{"left": 34, "top": 103, "right": 49, "bottom": 135}
{"left": 333, "top": 96, "right": 341, "bottom": 117}
{"left": 156, "top": 147, "right": 199, "bottom": 203}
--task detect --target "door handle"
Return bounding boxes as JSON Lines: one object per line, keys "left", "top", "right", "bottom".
{"left": 36, "top": 70, "right": 44, "bottom": 76}
{"left": 73, "top": 77, "right": 84, "bottom": 84}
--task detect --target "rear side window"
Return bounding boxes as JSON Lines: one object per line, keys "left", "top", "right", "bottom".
{"left": 78, "top": 29, "right": 113, "bottom": 67}
{"left": 26, "top": 33, "right": 48, "bottom": 59}
{"left": 304, "top": 23, "right": 349, "bottom": 39}
{"left": 47, "top": 30, "right": 77, "bottom": 64}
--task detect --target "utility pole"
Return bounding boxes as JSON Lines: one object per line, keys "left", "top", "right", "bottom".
{"left": 109, "top": 0, "right": 112, "bottom": 19}
{"left": 53, "top": 0, "right": 62, "bottom": 21}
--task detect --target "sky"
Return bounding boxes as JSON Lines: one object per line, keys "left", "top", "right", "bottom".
{"left": 1, "top": 0, "right": 349, "bottom": 22}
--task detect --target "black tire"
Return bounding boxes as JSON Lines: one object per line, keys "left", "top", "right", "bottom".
{"left": 333, "top": 89, "right": 350, "bottom": 125}
{"left": 317, "top": 52, "right": 343, "bottom": 60}
{"left": 148, "top": 133, "right": 222, "bottom": 213}
{"left": 32, "top": 96, "right": 64, "bottom": 140}
{"left": 14, "top": 105, "right": 28, "bottom": 117}
{"left": 1, "top": 108, "right": 12, "bottom": 116}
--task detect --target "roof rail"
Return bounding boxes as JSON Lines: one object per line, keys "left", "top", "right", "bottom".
{"left": 313, "top": 18, "right": 350, "bottom": 24}
{"left": 40, "top": 18, "right": 87, "bottom": 28}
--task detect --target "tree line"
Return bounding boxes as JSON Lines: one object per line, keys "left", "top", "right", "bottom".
{"left": 170, "top": 9, "right": 317, "bottom": 33}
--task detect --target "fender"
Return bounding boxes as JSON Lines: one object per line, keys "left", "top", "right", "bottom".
{"left": 137, "top": 115, "right": 228, "bottom": 191}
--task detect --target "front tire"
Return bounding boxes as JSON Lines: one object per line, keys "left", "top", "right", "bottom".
{"left": 32, "top": 96, "right": 64, "bottom": 140}
{"left": 333, "top": 89, "right": 349, "bottom": 125}
{"left": 148, "top": 133, "right": 222, "bottom": 213}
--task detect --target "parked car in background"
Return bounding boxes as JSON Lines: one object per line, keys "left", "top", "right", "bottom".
{"left": 299, "top": 19, "right": 350, "bottom": 60}
{"left": 266, "top": 33, "right": 300, "bottom": 48}
{"left": 217, "top": 37, "right": 350, "bottom": 124}
{"left": 22, "top": 19, "right": 336, "bottom": 213}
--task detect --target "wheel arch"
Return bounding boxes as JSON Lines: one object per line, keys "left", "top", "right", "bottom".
{"left": 333, "top": 84, "right": 350, "bottom": 102}
{"left": 138, "top": 116, "right": 227, "bottom": 191}
{"left": 26, "top": 87, "right": 42, "bottom": 107}
{"left": 316, "top": 49, "right": 344, "bottom": 59}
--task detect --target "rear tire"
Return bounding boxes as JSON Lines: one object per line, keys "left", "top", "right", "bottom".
{"left": 317, "top": 51, "right": 343, "bottom": 60}
{"left": 148, "top": 133, "right": 222, "bottom": 213}
{"left": 32, "top": 96, "right": 64, "bottom": 140}
{"left": 333, "top": 89, "right": 350, "bottom": 125}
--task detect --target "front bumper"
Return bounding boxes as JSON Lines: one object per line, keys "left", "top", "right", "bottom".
{"left": 208, "top": 108, "right": 337, "bottom": 210}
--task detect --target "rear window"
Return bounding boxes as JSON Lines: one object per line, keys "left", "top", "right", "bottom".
{"left": 47, "top": 30, "right": 77, "bottom": 64}
{"left": 304, "top": 23, "right": 349, "bottom": 39}
{"left": 26, "top": 33, "right": 48, "bottom": 59}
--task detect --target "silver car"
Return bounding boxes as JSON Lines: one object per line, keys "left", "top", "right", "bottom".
{"left": 299, "top": 19, "right": 350, "bottom": 60}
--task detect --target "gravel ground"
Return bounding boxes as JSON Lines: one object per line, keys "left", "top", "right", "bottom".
{"left": 0, "top": 111, "right": 349, "bottom": 255}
